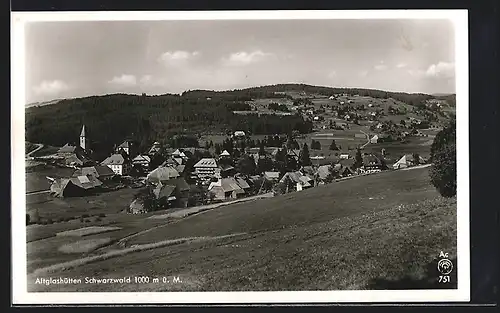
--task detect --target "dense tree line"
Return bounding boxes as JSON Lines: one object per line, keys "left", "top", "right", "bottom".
{"left": 25, "top": 93, "right": 311, "bottom": 153}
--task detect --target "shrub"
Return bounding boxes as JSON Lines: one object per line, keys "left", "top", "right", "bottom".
{"left": 98, "top": 213, "right": 106, "bottom": 218}
{"left": 80, "top": 217, "right": 85, "bottom": 223}
{"left": 57, "top": 217, "right": 65, "bottom": 223}
{"left": 84, "top": 219, "right": 90, "bottom": 223}
{"left": 46, "top": 218, "right": 53, "bottom": 224}
{"left": 81, "top": 214, "right": 90, "bottom": 218}
{"left": 95, "top": 217, "right": 102, "bottom": 222}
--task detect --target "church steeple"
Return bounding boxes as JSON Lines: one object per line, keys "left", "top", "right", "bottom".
{"left": 80, "top": 125, "right": 88, "bottom": 150}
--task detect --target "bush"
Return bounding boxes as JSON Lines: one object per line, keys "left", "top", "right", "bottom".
{"left": 98, "top": 213, "right": 106, "bottom": 218}
{"left": 80, "top": 217, "right": 85, "bottom": 223}
{"left": 84, "top": 219, "right": 91, "bottom": 223}
{"left": 46, "top": 218, "right": 54, "bottom": 224}
{"left": 81, "top": 214, "right": 90, "bottom": 218}
{"left": 429, "top": 121, "right": 456, "bottom": 197}
{"left": 57, "top": 217, "right": 65, "bottom": 223}
{"left": 95, "top": 217, "right": 102, "bottom": 222}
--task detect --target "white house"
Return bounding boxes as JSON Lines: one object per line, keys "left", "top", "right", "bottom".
{"left": 220, "top": 150, "right": 231, "bottom": 157}
{"left": 234, "top": 131, "right": 246, "bottom": 138}
{"left": 329, "top": 96, "right": 335, "bottom": 100}
{"left": 370, "top": 135, "right": 379, "bottom": 144}
{"left": 101, "top": 154, "right": 131, "bottom": 176}
{"left": 339, "top": 154, "right": 350, "bottom": 160}
{"left": 193, "top": 158, "right": 218, "bottom": 180}
{"left": 340, "top": 101, "right": 345, "bottom": 105}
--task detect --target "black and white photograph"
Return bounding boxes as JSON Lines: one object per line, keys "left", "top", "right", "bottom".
{"left": 11, "top": 10, "right": 469, "bottom": 304}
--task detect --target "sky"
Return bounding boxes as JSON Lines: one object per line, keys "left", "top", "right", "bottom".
{"left": 24, "top": 19, "right": 456, "bottom": 104}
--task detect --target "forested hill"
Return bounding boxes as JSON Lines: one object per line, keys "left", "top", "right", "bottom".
{"left": 25, "top": 84, "right": 453, "bottom": 153}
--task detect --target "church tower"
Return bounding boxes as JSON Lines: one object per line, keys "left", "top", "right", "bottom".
{"left": 80, "top": 125, "right": 88, "bottom": 150}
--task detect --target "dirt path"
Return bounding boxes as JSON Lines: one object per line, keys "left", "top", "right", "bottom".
{"left": 360, "top": 130, "right": 370, "bottom": 148}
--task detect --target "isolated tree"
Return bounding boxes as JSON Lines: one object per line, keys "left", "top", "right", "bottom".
{"left": 257, "top": 157, "right": 274, "bottom": 174}
{"left": 429, "top": 121, "right": 456, "bottom": 197}
{"left": 354, "top": 148, "right": 363, "bottom": 169}
{"left": 299, "top": 143, "right": 312, "bottom": 166}
{"left": 412, "top": 153, "right": 420, "bottom": 165}
{"left": 329, "top": 139, "right": 339, "bottom": 151}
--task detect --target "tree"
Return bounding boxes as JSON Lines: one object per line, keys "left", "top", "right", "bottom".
{"left": 257, "top": 157, "right": 274, "bottom": 174}
{"left": 412, "top": 153, "right": 420, "bottom": 165}
{"left": 329, "top": 139, "right": 339, "bottom": 151}
{"left": 237, "top": 155, "right": 257, "bottom": 176}
{"left": 354, "top": 148, "right": 363, "bottom": 169}
{"left": 299, "top": 143, "right": 312, "bottom": 166}
{"left": 258, "top": 141, "right": 266, "bottom": 156}
{"left": 429, "top": 122, "right": 456, "bottom": 197}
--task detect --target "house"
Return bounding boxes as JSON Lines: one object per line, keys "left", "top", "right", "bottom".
{"left": 368, "top": 103, "right": 373, "bottom": 108}
{"left": 344, "top": 114, "right": 351, "bottom": 120}
{"left": 147, "top": 141, "right": 161, "bottom": 156}
{"left": 370, "top": 135, "right": 379, "bottom": 144}
{"left": 208, "top": 177, "right": 245, "bottom": 201}
{"left": 153, "top": 183, "right": 177, "bottom": 207}
{"left": 315, "top": 165, "right": 334, "bottom": 184}
{"left": 193, "top": 158, "right": 218, "bottom": 181}
{"left": 340, "top": 101, "right": 345, "bottom": 105}
{"left": 49, "top": 175, "right": 103, "bottom": 198}
{"left": 72, "top": 165, "right": 115, "bottom": 181}
{"left": 339, "top": 153, "right": 350, "bottom": 160}
{"left": 101, "top": 154, "right": 131, "bottom": 176}
{"left": 132, "top": 154, "right": 151, "bottom": 169}
{"left": 146, "top": 165, "right": 180, "bottom": 185}
{"left": 235, "top": 176, "right": 251, "bottom": 193}
{"left": 220, "top": 150, "right": 231, "bottom": 158}
{"left": 264, "top": 171, "right": 280, "bottom": 181}
{"left": 392, "top": 154, "right": 426, "bottom": 170}
{"left": 339, "top": 165, "right": 355, "bottom": 177}
{"left": 313, "top": 116, "right": 320, "bottom": 121}
{"left": 376, "top": 123, "right": 383, "bottom": 129}
{"left": 279, "top": 171, "right": 314, "bottom": 192}
{"left": 234, "top": 131, "right": 246, "bottom": 138}
{"left": 115, "top": 140, "right": 134, "bottom": 156}
{"left": 329, "top": 96, "right": 335, "bottom": 100}
{"left": 362, "top": 155, "right": 383, "bottom": 173}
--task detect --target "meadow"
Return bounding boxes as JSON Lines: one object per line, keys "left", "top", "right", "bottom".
{"left": 27, "top": 167, "right": 457, "bottom": 291}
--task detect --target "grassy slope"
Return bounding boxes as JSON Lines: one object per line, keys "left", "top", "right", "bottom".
{"left": 28, "top": 167, "right": 457, "bottom": 292}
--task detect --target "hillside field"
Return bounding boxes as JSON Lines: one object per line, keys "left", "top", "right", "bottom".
{"left": 28, "top": 167, "right": 457, "bottom": 292}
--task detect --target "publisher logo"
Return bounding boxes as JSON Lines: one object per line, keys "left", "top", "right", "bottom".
{"left": 437, "top": 258, "right": 453, "bottom": 275}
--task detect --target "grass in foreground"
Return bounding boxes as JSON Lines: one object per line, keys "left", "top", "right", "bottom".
{"left": 27, "top": 167, "right": 457, "bottom": 292}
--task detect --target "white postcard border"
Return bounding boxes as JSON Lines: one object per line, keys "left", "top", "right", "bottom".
{"left": 11, "top": 9, "right": 469, "bottom": 304}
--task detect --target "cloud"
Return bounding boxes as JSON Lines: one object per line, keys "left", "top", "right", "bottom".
{"left": 425, "top": 61, "right": 455, "bottom": 78}
{"left": 222, "top": 50, "right": 274, "bottom": 66}
{"left": 33, "top": 80, "right": 69, "bottom": 96}
{"left": 108, "top": 74, "right": 137, "bottom": 86}
{"left": 397, "top": 63, "right": 407, "bottom": 68}
{"left": 158, "top": 50, "right": 200, "bottom": 66}
{"left": 139, "top": 75, "right": 152, "bottom": 85}
{"left": 408, "top": 69, "right": 425, "bottom": 77}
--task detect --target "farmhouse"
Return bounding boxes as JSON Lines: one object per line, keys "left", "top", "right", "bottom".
{"left": 220, "top": 150, "right": 231, "bottom": 157}
{"left": 392, "top": 154, "right": 426, "bottom": 169}
{"left": 208, "top": 177, "right": 246, "bottom": 201}
{"left": 132, "top": 154, "right": 151, "bottom": 169}
{"left": 147, "top": 141, "right": 161, "bottom": 156}
{"left": 193, "top": 158, "right": 218, "bottom": 180}
{"left": 362, "top": 155, "right": 383, "bottom": 173}
{"left": 101, "top": 154, "right": 132, "bottom": 176}
{"left": 370, "top": 135, "right": 379, "bottom": 144}
{"left": 50, "top": 175, "right": 103, "bottom": 198}
{"left": 315, "top": 165, "right": 334, "bottom": 184}
{"left": 280, "top": 171, "right": 314, "bottom": 192}
{"left": 147, "top": 165, "right": 180, "bottom": 185}
{"left": 72, "top": 165, "right": 115, "bottom": 181}
{"left": 115, "top": 140, "right": 135, "bottom": 156}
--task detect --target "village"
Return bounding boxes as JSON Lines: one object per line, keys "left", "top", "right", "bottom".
{"left": 25, "top": 91, "right": 443, "bottom": 220}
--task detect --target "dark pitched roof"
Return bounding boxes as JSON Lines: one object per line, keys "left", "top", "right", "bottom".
{"left": 153, "top": 183, "right": 176, "bottom": 200}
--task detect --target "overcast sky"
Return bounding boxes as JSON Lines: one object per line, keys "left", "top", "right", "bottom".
{"left": 25, "top": 19, "right": 455, "bottom": 104}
